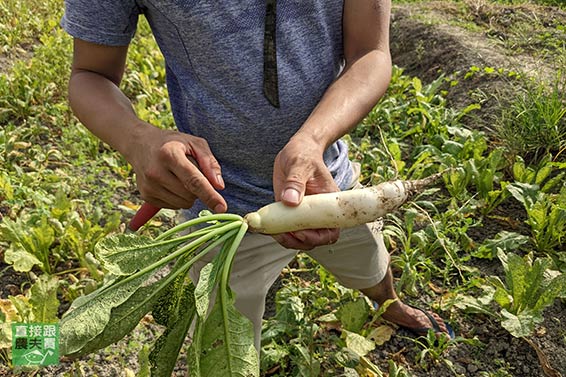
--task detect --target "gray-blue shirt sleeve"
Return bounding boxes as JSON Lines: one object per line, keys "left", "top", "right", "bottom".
{"left": 61, "top": 0, "right": 141, "bottom": 46}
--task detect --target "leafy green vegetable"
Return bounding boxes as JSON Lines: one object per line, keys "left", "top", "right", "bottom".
{"left": 336, "top": 299, "right": 371, "bottom": 334}
{"left": 196, "top": 293, "right": 258, "bottom": 376}
{"left": 150, "top": 282, "right": 196, "bottom": 377}
{"left": 489, "top": 250, "right": 566, "bottom": 337}
{"left": 60, "top": 214, "right": 259, "bottom": 376}
{"left": 95, "top": 233, "right": 187, "bottom": 275}
{"left": 60, "top": 261, "right": 173, "bottom": 356}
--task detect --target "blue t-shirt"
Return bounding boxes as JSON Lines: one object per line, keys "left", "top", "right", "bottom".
{"left": 62, "top": 0, "right": 353, "bottom": 216}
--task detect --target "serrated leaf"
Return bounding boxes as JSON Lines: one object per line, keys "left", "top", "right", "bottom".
{"left": 95, "top": 234, "right": 186, "bottom": 275}
{"left": 150, "top": 283, "right": 195, "bottom": 377}
{"left": 78, "top": 282, "right": 165, "bottom": 357}
{"left": 60, "top": 262, "right": 172, "bottom": 356}
{"left": 197, "top": 291, "right": 259, "bottom": 377}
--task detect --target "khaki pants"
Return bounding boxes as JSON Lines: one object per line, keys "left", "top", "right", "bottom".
{"left": 187, "top": 167, "right": 390, "bottom": 350}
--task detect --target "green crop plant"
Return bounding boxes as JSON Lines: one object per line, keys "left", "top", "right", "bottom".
{"left": 473, "top": 231, "right": 530, "bottom": 260}
{"left": 261, "top": 281, "right": 325, "bottom": 376}
{"left": 512, "top": 155, "right": 566, "bottom": 193}
{"left": 507, "top": 182, "right": 566, "bottom": 254}
{"left": 489, "top": 250, "right": 566, "bottom": 338}
{"left": 1, "top": 215, "right": 59, "bottom": 274}
{"left": 412, "top": 326, "right": 454, "bottom": 369}
{"left": 385, "top": 210, "right": 438, "bottom": 296}
{"left": 60, "top": 213, "right": 257, "bottom": 376}
{"left": 59, "top": 172, "right": 438, "bottom": 376}
{"left": 464, "top": 148, "right": 510, "bottom": 215}
{"left": 0, "top": 275, "right": 60, "bottom": 368}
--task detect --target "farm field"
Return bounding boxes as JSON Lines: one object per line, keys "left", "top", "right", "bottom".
{"left": 0, "top": 0, "right": 565, "bottom": 376}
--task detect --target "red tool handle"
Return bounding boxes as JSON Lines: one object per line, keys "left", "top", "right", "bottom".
{"left": 128, "top": 156, "right": 199, "bottom": 232}
{"left": 129, "top": 202, "right": 161, "bottom": 231}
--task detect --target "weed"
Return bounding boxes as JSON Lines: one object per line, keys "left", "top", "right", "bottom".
{"left": 495, "top": 72, "right": 566, "bottom": 163}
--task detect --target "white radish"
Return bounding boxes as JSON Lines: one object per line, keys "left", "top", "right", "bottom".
{"left": 244, "top": 173, "right": 442, "bottom": 234}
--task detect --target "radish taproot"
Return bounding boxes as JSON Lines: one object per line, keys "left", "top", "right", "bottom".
{"left": 60, "top": 173, "right": 442, "bottom": 376}
{"left": 245, "top": 173, "right": 442, "bottom": 234}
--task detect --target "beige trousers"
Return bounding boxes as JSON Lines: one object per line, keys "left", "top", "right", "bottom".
{"left": 187, "top": 178, "right": 390, "bottom": 350}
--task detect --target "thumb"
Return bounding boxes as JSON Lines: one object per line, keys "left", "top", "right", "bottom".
{"left": 280, "top": 171, "right": 308, "bottom": 207}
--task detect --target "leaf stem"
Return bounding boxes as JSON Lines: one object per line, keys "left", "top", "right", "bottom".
{"left": 98, "top": 221, "right": 243, "bottom": 295}
{"left": 113, "top": 228, "right": 240, "bottom": 324}
{"left": 220, "top": 222, "right": 249, "bottom": 293}
{"left": 155, "top": 214, "right": 243, "bottom": 241}
{"left": 216, "top": 222, "right": 248, "bottom": 375}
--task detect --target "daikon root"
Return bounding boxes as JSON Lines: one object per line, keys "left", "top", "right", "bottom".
{"left": 244, "top": 173, "right": 442, "bottom": 234}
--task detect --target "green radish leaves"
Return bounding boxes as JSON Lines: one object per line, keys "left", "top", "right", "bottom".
{"left": 189, "top": 222, "right": 259, "bottom": 377}
{"left": 59, "top": 215, "right": 259, "bottom": 376}
{"left": 95, "top": 233, "right": 186, "bottom": 275}
{"left": 197, "top": 292, "right": 258, "bottom": 377}
{"left": 60, "top": 260, "right": 175, "bottom": 356}
{"left": 150, "top": 282, "right": 196, "bottom": 377}
{"left": 490, "top": 249, "right": 566, "bottom": 338}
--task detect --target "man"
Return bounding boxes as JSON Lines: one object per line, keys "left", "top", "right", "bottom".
{"left": 62, "top": 0, "right": 452, "bottom": 352}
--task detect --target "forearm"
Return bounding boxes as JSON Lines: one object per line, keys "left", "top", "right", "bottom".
{"left": 293, "top": 50, "right": 392, "bottom": 153}
{"left": 68, "top": 70, "right": 151, "bottom": 161}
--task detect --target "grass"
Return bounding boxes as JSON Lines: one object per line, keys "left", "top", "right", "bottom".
{"left": 495, "top": 72, "right": 566, "bottom": 162}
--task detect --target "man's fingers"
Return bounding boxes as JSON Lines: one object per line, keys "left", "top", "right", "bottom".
{"left": 272, "top": 233, "right": 315, "bottom": 250}
{"left": 189, "top": 140, "right": 225, "bottom": 190}
{"left": 140, "top": 181, "right": 197, "bottom": 209}
{"left": 169, "top": 150, "right": 227, "bottom": 213}
{"left": 273, "top": 228, "right": 340, "bottom": 250}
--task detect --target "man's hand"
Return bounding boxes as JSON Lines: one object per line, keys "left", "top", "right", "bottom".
{"left": 67, "top": 39, "right": 226, "bottom": 213}
{"left": 128, "top": 124, "right": 227, "bottom": 212}
{"left": 272, "top": 135, "right": 340, "bottom": 250}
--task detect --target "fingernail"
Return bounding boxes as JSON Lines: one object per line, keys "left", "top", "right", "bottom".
{"left": 282, "top": 188, "right": 301, "bottom": 204}
{"left": 216, "top": 174, "right": 224, "bottom": 188}
{"left": 214, "top": 203, "right": 225, "bottom": 213}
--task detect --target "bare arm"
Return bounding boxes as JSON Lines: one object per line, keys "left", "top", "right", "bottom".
{"left": 292, "top": 0, "right": 392, "bottom": 154}
{"left": 273, "top": 0, "right": 392, "bottom": 249}
{"left": 68, "top": 39, "right": 227, "bottom": 212}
